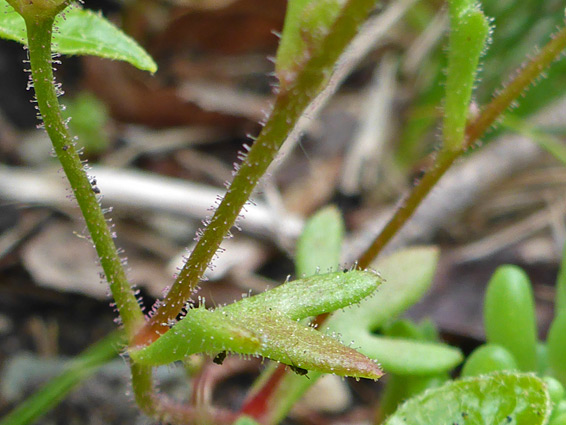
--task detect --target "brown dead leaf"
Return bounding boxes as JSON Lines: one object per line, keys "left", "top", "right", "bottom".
{"left": 22, "top": 221, "right": 171, "bottom": 299}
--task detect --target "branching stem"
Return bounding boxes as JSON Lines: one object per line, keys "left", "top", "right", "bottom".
{"left": 358, "top": 25, "right": 566, "bottom": 269}
{"left": 136, "top": 0, "right": 381, "bottom": 346}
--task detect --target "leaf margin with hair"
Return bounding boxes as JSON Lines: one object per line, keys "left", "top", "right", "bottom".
{"left": 129, "top": 271, "right": 383, "bottom": 379}
{"left": 0, "top": 0, "right": 157, "bottom": 73}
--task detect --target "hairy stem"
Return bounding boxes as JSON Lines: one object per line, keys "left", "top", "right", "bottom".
{"left": 358, "top": 25, "right": 566, "bottom": 269}
{"left": 24, "top": 15, "right": 143, "bottom": 338}
{"left": 137, "top": 0, "right": 381, "bottom": 345}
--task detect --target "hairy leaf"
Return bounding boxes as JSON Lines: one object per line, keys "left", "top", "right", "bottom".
{"left": 0, "top": 0, "right": 157, "bottom": 73}
{"left": 130, "top": 271, "right": 382, "bottom": 379}
{"left": 264, "top": 247, "right": 461, "bottom": 424}
{"left": 443, "top": 0, "right": 491, "bottom": 150}
{"left": 383, "top": 372, "right": 551, "bottom": 425}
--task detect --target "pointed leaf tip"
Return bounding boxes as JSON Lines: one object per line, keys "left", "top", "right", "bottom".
{"left": 130, "top": 270, "right": 382, "bottom": 379}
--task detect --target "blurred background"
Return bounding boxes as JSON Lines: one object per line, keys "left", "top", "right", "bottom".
{"left": 1, "top": 0, "right": 566, "bottom": 423}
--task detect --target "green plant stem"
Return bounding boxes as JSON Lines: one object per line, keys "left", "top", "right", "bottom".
{"left": 358, "top": 24, "right": 566, "bottom": 269}
{"left": 0, "top": 331, "right": 124, "bottom": 425}
{"left": 24, "top": 15, "right": 143, "bottom": 338}
{"left": 137, "top": 0, "right": 381, "bottom": 345}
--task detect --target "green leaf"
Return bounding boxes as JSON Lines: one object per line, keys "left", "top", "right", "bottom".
{"left": 484, "top": 265, "right": 538, "bottom": 371}
{"left": 227, "top": 269, "right": 376, "bottom": 321}
{"left": 461, "top": 344, "right": 518, "bottom": 377}
{"left": 0, "top": 0, "right": 157, "bottom": 73}
{"left": 129, "top": 308, "right": 262, "bottom": 365}
{"left": 555, "top": 243, "right": 566, "bottom": 316}
{"left": 443, "top": 0, "right": 490, "bottom": 150}
{"left": 350, "top": 333, "right": 463, "bottom": 376}
{"left": 383, "top": 372, "right": 551, "bottom": 425}
{"left": 233, "top": 417, "right": 261, "bottom": 425}
{"left": 323, "top": 247, "right": 462, "bottom": 375}
{"left": 331, "top": 246, "right": 441, "bottom": 332}
{"left": 548, "top": 311, "right": 566, "bottom": 386}
{"left": 275, "top": 0, "right": 345, "bottom": 87}
{"left": 130, "top": 271, "right": 383, "bottom": 379}
{"left": 543, "top": 377, "right": 564, "bottom": 406}
{"left": 295, "top": 206, "right": 344, "bottom": 277}
{"left": 261, "top": 247, "right": 460, "bottom": 424}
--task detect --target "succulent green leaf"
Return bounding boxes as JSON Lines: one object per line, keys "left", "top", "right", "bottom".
{"left": 275, "top": 0, "right": 345, "bottom": 87}
{"left": 552, "top": 402, "right": 566, "bottom": 424}
{"left": 295, "top": 206, "right": 344, "bottom": 277}
{"left": 484, "top": 265, "right": 538, "bottom": 371}
{"left": 443, "top": 0, "right": 490, "bottom": 150}
{"left": 551, "top": 413, "right": 566, "bottom": 425}
{"left": 543, "top": 377, "right": 565, "bottom": 406}
{"left": 233, "top": 416, "right": 261, "bottom": 425}
{"left": 130, "top": 271, "right": 382, "bottom": 379}
{"left": 548, "top": 312, "right": 566, "bottom": 386}
{"left": 0, "top": 0, "right": 157, "bottom": 73}
{"left": 461, "top": 344, "right": 518, "bottom": 377}
{"left": 383, "top": 372, "right": 551, "bottom": 425}
{"left": 350, "top": 333, "right": 463, "bottom": 376}
{"left": 379, "top": 373, "right": 449, "bottom": 419}
{"left": 555, "top": 243, "right": 566, "bottom": 316}
{"left": 537, "top": 342, "right": 550, "bottom": 376}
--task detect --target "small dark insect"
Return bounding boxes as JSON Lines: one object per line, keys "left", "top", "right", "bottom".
{"left": 62, "top": 145, "right": 68, "bottom": 151}
{"left": 213, "top": 351, "right": 227, "bottom": 365}
{"left": 289, "top": 364, "right": 309, "bottom": 377}
{"left": 506, "top": 416, "right": 512, "bottom": 423}
{"left": 92, "top": 186, "right": 101, "bottom": 194}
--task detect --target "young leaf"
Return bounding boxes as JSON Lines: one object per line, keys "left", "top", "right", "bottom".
{"left": 461, "top": 344, "right": 518, "bottom": 377}
{"left": 331, "top": 246, "right": 441, "bottom": 332}
{"left": 130, "top": 271, "right": 382, "bottom": 379}
{"left": 275, "top": 0, "right": 346, "bottom": 87}
{"left": 295, "top": 206, "right": 344, "bottom": 277}
{"left": 547, "top": 311, "right": 566, "bottom": 386}
{"left": 383, "top": 372, "right": 551, "bottom": 425}
{"left": 0, "top": 0, "right": 157, "bottom": 73}
{"left": 484, "top": 265, "right": 538, "bottom": 371}
{"left": 224, "top": 270, "right": 376, "bottom": 321}
{"left": 443, "top": 0, "right": 490, "bottom": 150}
{"left": 351, "top": 334, "right": 462, "bottom": 376}
{"left": 233, "top": 416, "right": 261, "bottom": 425}
{"left": 555, "top": 243, "right": 566, "bottom": 316}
